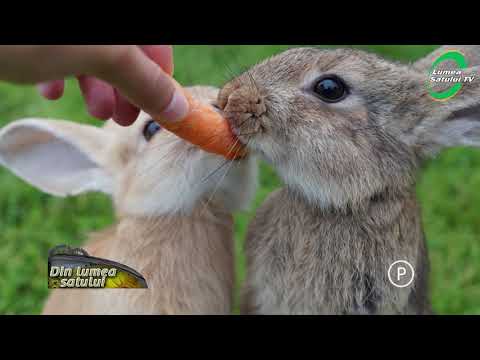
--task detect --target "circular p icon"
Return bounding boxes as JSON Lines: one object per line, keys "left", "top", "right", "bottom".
{"left": 388, "top": 260, "right": 415, "bottom": 288}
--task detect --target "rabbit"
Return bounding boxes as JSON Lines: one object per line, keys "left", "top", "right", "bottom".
{"left": 0, "top": 85, "right": 257, "bottom": 315}
{"left": 215, "top": 45, "right": 480, "bottom": 314}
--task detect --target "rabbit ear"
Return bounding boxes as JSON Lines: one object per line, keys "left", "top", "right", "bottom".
{"left": 0, "top": 118, "right": 114, "bottom": 197}
{"left": 413, "top": 45, "right": 480, "bottom": 72}
{"left": 412, "top": 64, "right": 480, "bottom": 157}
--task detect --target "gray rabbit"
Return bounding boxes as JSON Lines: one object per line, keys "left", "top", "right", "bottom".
{"left": 217, "top": 45, "right": 480, "bottom": 314}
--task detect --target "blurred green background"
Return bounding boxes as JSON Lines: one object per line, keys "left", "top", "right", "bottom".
{"left": 1, "top": 45, "right": 479, "bottom": 314}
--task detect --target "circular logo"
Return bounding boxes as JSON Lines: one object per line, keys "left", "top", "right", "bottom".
{"left": 388, "top": 260, "right": 415, "bottom": 288}
{"left": 427, "top": 50, "right": 469, "bottom": 101}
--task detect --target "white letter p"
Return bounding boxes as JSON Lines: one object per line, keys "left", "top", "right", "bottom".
{"left": 397, "top": 267, "right": 407, "bottom": 281}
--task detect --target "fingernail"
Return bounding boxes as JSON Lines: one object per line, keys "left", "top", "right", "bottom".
{"left": 158, "top": 89, "right": 189, "bottom": 122}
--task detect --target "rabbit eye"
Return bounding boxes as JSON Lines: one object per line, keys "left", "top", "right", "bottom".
{"left": 143, "top": 120, "right": 162, "bottom": 141}
{"left": 313, "top": 75, "right": 348, "bottom": 103}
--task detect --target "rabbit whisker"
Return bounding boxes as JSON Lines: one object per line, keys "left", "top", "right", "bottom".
{"left": 246, "top": 69, "right": 261, "bottom": 96}
{"left": 199, "top": 139, "right": 247, "bottom": 217}
{"left": 224, "top": 63, "right": 241, "bottom": 83}
{"left": 200, "top": 158, "right": 231, "bottom": 184}
{"left": 197, "top": 137, "right": 241, "bottom": 185}
{"left": 235, "top": 131, "right": 259, "bottom": 137}
{"left": 133, "top": 146, "right": 174, "bottom": 180}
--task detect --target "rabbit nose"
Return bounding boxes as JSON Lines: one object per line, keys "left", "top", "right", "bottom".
{"left": 223, "top": 86, "right": 267, "bottom": 120}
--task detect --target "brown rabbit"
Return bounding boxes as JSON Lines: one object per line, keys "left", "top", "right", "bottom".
{"left": 217, "top": 45, "right": 480, "bottom": 314}
{"left": 0, "top": 86, "right": 257, "bottom": 314}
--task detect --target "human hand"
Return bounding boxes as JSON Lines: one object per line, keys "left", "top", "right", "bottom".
{"left": 0, "top": 45, "right": 189, "bottom": 126}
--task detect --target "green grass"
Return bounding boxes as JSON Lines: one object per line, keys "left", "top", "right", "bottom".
{"left": 1, "top": 45, "right": 479, "bottom": 314}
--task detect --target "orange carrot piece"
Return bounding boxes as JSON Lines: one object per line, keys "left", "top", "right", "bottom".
{"left": 155, "top": 89, "right": 247, "bottom": 160}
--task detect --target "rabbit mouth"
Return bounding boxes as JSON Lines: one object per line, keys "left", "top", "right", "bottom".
{"left": 228, "top": 115, "right": 263, "bottom": 151}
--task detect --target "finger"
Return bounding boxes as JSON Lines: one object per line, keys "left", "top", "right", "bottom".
{"left": 113, "top": 89, "right": 140, "bottom": 126}
{"left": 140, "top": 45, "right": 174, "bottom": 76}
{"left": 37, "top": 80, "right": 65, "bottom": 100}
{"left": 77, "top": 75, "right": 115, "bottom": 120}
{"left": 96, "top": 46, "right": 188, "bottom": 122}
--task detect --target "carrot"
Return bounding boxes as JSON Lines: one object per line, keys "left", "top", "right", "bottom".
{"left": 154, "top": 89, "right": 247, "bottom": 160}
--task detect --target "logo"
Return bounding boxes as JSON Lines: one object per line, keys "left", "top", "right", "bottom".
{"left": 427, "top": 49, "right": 475, "bottom": 101}
{"left": 388, "top": 260, "right": 415, "bottom": 288}
{"left": 48, "top": 245, "right": 148, "bottom": 289}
